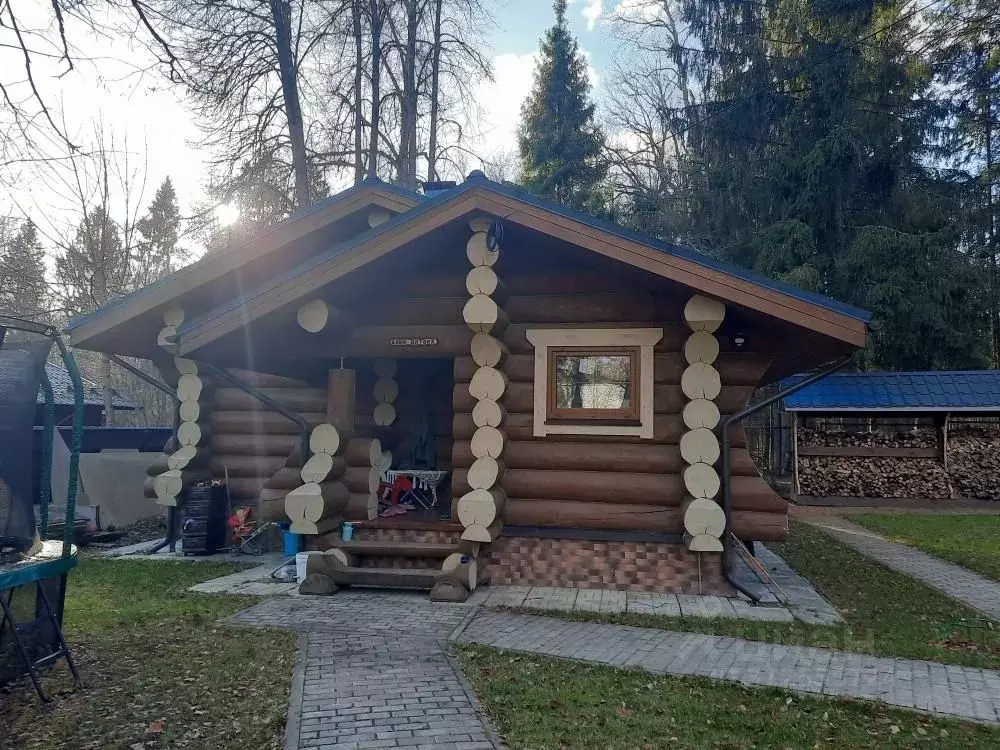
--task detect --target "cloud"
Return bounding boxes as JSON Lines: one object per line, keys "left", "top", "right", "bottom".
{"left": 609, "top": 0, "right": 663, "bottom": 22}
{"left": 570, "top": 0, "right": 604, "bottom": 31}
{"left": 582, "top": 0, "right": 603, "bottom": 30}
{"left": 473, "top": 51, "right": 538, "bottom": 156}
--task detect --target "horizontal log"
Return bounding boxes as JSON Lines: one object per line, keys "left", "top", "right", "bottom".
{"left": 227, "top": 368, "right": 311, "bottom": 388}
{"left": 263, "top": 466, "right": 304, "bottom": 491}
{"left": 732, "top": 510, "right": 788, "bottom": 541}
{"left": 453, "top": 352, "right": 771, "bottom": 387}
{"left": 798, "top": 445, "right": 940, "bottom": 459}
{"left": 452, "top": 440, "right": 761, "bottom": 476}
{"left": 330, "top": 325, "right": 473, "bottom": 358}
{"left": 505, "top": 293, "right": 656, "bottom": 324}
{"left": 454, "top": 411, "right": 750, "bottom": 447}
{"left": 211, "top": 432, "right": 299, "bottom": 457}
{"left": 209, "top": 410, "right": 326, "bottom": 434}
{"left": 210, "top": 454, "right": 287, "bottom": 478}
{"left": 364, "top": 297, "right": 468, "bottom": 326}
{"left": 212, "top": 387, "right": 327, "bottom": 413}
{"left": 343, "top": 492, "right": 378, "bottom": 521}
{"left": 453, "top": 382, "right": 753, "bottom": 415}
{"left": 494, "top": 468, "right": 678, "bottom": 506}
{"left": 452, "top": 470, "right": 781, "bottom": 512}
{"left": 344, "top": 437, "right": 383, "bottom": 467}
{"left": 344, "top": 465, "right": 381, "bottom": 494}
{"left": 503, "top": 499, "right": 681, "bottom": 531}
{"left": 224, "top": 476, "right": 269, "bottom": 501}
{"left": 258, "top": 497, "right": 289, "bottom": 522}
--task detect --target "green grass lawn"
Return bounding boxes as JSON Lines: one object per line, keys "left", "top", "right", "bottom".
{"left": 851, "top": 513, "right": 1000, "bottom": 582}
{"left": 0, "top": 559, "right": 294, "bottom": 750}
{"left": 457, "top": 645, "right": 1000, "bottom": 749}
{"left": 498, "top": 522, "right": 1000, "bottom": 669}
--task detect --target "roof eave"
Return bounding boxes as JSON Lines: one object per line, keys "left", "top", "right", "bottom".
{"left": 66, "top": 184, "right": 421, "bottom": 352}
{"left": 176, "top": 182, "right": 869, "bottom": 355}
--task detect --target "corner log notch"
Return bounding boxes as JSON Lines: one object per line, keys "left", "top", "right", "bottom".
{"left": 147, "top": 308, "right": 215, "bottom": 508}
{"left": 438, "top": 215, "right": 507, "bottom": 603}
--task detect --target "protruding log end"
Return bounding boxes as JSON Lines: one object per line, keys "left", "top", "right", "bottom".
{"left": 683, "top": 295, "right": 726, "bottom": 333}
{"left": 297, "top": 298, "right": 330, "bottom": 333}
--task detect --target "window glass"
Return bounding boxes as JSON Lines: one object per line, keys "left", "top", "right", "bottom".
{"left": 549, "top": 349, "right": 638, "bottom": 420}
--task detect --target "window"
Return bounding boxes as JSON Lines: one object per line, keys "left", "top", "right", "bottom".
{"left": 548, "top": 348, "right": 639, "bottom": 422}
{"left": 526, "top": 328, "right": 663, "bottom": 438}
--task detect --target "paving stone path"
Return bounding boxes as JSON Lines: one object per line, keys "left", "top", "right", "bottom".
{"left": 227, "top": 593, "right": 499, "bottom": 750}
{"left": 805, "top": 518, "right": 1000, "bottom": 620}
{"left": 454, "top": 611, "right": 1000, "bottom": 724}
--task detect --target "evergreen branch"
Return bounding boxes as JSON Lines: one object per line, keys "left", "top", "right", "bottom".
{"left": 667, "top": 0, "right": 947, "bottom": 141}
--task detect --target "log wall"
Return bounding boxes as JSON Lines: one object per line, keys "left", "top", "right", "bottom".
{"left": 207, "top": 371, "right": 326, "bottom": 506}
{"left": 450, "top": 271, "right": 790, "bottom": 541}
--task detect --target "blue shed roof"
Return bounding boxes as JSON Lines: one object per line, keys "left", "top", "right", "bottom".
{"left": 782, "top": 371, "right": 1000, "bottom": 412}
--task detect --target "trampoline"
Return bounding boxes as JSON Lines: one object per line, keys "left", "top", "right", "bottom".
{"left": 0, "top": 315, "right": 82, "bottom": 701}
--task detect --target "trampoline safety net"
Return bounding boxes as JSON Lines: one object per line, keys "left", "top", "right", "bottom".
{"left": 0, "top": 333, "right": 53, "bottom": 556}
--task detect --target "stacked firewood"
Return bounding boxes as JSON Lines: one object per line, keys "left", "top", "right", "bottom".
{"left": 798, "top": 427, "right": 951, "bottom": 499}
{"left": 798, "top": 427, "right": 937, "bottom": 449}
{"left": 798, "top": 456, "right": 951, "bottom": 499}
{"left": 947, "top": 426, "right": 1000, "bottom": 500}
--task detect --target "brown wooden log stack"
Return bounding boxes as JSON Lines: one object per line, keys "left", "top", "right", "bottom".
{"left": 797, "top": 426, "right": 957, "bottom": 500}
{"left": 798, "top": 456, "right": 952, "bottom": 499}
{"left": 946, "top": 426, "right": 1000, "bottom": 500}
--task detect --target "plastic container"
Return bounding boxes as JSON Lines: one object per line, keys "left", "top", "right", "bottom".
{"left": 342, "top": 522, "right": 355, "bottom": 541}
{"left": 295, "top": 552, "right": 312, "bottom": 581}
{"left": 283, "top": 530, "right": 301, "bottom": 556}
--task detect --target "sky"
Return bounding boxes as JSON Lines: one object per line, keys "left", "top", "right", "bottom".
{"left": 1, "top": 0, "right": 624, "bottom": 248}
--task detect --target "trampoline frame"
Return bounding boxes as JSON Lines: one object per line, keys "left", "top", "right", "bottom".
{"left": 0, "top": 315, "right": 84, "bottom": 701}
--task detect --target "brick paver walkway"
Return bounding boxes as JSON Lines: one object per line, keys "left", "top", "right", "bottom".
{"left": 227, "top": 593, "right": 498, "bottom": 750}
{"left": 806, "top": 518, "right": 1000, "bottom": 620}
{"left": 454, "top": 611, "right": 1000, "bottom": 724}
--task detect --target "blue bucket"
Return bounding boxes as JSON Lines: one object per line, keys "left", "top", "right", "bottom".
{"left": 283, "top": 530, "right": 301, "bottom": 556}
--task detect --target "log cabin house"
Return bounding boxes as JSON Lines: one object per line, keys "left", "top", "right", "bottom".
{"left": 66, "top": 172, "right": 870, "bottom": 600}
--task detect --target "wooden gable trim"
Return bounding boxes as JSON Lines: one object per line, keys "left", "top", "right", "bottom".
{"left": 68, "top": 187, "right": 418, "bottom": 349}
{"left": 177, "top": 195, "right": 482, "bottom": 354}
{"left": 178, "top": 187, "right": 866, "bottom": 355}
{"left": 468, "top": 191, "right": 868, "bottom": 348}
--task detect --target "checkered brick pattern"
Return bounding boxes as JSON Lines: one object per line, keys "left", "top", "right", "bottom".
{"left": 354, "top": 527, "right": 463, "bottom": 545}
{"left": 483, "top": 536, "right": 733, "bottom": 595}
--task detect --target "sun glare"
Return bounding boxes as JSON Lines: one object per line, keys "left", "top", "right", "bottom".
{"left": 215, "top": 202, "right": 241, "bottom": 226}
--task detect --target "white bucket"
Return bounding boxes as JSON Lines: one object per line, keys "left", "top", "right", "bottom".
{"left": 296, "top": 551, "right": 314, "bottom": 582}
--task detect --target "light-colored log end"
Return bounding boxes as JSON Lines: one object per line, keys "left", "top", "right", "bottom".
{"left": 297, "top": 298, "right": 330, "bottom": 333}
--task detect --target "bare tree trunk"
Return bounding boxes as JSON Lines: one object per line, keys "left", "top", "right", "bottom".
{"left": 102, "top": 354, "right": 115, "bottom": 426}
{"left": 427, "top": 0, "right": 443, "bottom": 183}
{"left": 367, "top": 0, "right": 383, "bottom": 180}
{"left": 397, "top": 0, "right": 420, "bottom": 189}
{"left": 270, "top": 0, "right": 310, "bottom": 208}
{"left": 352, "top": 0, "right": 366, "bottom": 184}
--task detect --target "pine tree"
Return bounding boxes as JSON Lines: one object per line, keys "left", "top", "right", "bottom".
{"left": 137, "top": 177, "right": 187, "bottom": 278}
{"left": 0, "top": 218, "right": 49, "bottom": 321}
{"left": 55, "top": 206, "right": 134, "bottom": 314}
{"left": 619, "top": 0, "right": 992, "bottom": 369}
{"left": 518, "top": 0, "right": 607, "bottom": 212}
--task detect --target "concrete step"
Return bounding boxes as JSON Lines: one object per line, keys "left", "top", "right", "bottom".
{"left": 333, "top": 540, "right": 458, "bottom": 558}
{"left": 330, "top": 566, "right": 440, "bottom": 590}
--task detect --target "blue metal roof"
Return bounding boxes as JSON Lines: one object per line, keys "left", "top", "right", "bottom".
{"left": 178, "top": 171, "right": 870, "bottom": 339}
{"left": 783, "top": 371, "right": 1000, "bottom": 412}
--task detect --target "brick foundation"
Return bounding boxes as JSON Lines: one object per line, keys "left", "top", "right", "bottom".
{"left": 482, "top": 536, "right": 734, "bottom": 595}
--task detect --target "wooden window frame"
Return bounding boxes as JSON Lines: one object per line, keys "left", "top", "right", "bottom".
{"left": 525, "top": 327, "right": 663, "bottom": 439}
{"left": 547, "top": 346, "right": 641, "bottom": 423}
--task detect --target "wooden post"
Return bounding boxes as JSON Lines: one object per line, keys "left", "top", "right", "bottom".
{"left": 940, "top": 412, "right": 950, "bottom": 471}
{"left": 327, "top": 368, "right": 356, "bottom": 435}
{"left": 792, "top": 412, "right": 800, "bottom": 497}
